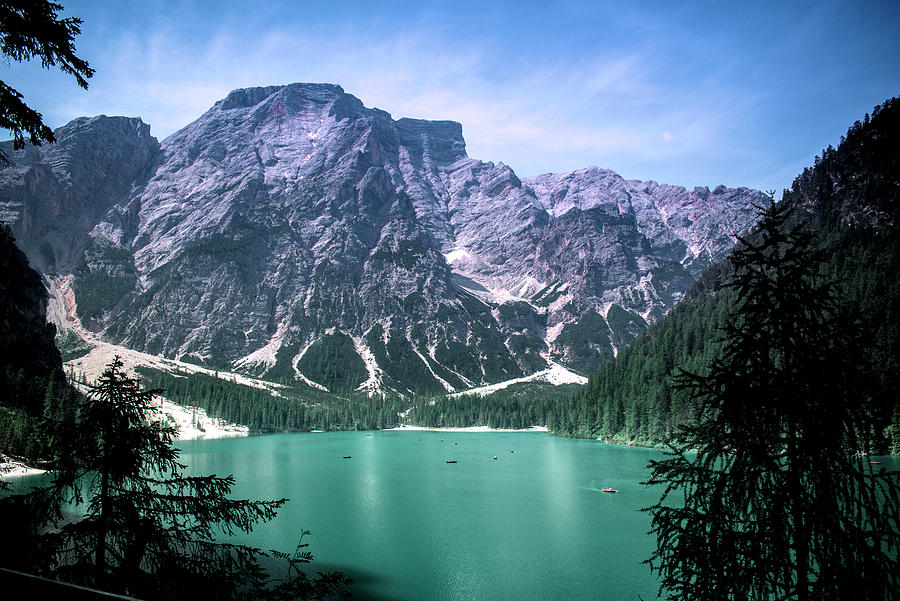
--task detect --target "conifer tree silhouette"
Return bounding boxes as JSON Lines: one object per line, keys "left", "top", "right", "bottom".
{"left": 645, "top": 198, "right": 900, "bottom": 601}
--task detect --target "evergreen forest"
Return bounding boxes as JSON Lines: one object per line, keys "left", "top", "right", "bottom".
{"left": 133, "top": 367, "right": 576, "bottom": 433}
{"left": 135, "top": 367, "right": 405, "bottom": 432}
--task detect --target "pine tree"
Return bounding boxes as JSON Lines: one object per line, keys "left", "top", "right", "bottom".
{"left": 12, "top": 357, "right": 350, "bottom": 600}
{"left": 644, "top": 199, "right": 900, "bottom": 600}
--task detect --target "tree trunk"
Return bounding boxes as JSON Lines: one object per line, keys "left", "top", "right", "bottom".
{"left": 95, "top": 467, "right": 108, "bottom": 589}
{"left": 788, "top": 432, "right": 809, "bottom": 601}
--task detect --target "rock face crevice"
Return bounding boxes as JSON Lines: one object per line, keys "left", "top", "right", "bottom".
{"left": 0, "top": 83, "right": 765, "bottom": 394}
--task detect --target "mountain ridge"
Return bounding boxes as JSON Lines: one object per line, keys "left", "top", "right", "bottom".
{"left": 0, "top": 83, "right": 765, "bottom": 396}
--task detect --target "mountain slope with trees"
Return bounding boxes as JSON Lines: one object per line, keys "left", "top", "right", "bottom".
{"left": 645, "top": 196, "right": 900, "bottom": 601}
{"left": 553, "top": 98, "right": 900, "bottom": 454}
{"left": 0, "top": 0, "right": 91, "bottom": 465}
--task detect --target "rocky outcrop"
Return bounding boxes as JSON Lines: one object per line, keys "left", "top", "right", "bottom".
{"left": 0, "top": 116, "right": 159, "bottom": 275}
{"left": 0, "top": 83, "right": 765, "bottom": 395}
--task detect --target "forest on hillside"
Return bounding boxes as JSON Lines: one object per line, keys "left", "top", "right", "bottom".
{"left": 134, "top": 367, "right": 577, "bottom": 433}
{"left": 553, "top": 98, "right": 900, "bottom": 455}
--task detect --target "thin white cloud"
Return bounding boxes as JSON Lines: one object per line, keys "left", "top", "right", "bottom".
{"left": 57, "top": 17, "right": 740, "bottom": 165}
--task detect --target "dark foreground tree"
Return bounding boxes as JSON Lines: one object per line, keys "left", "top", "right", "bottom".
{"left": 4, "top": 358, "right": 350, "bottom": 600}
{"left": 0, "top": 0, "right": 93, "bottom": 163}
{"left": 644, "top": 199, "right": 900, "bottom": 601}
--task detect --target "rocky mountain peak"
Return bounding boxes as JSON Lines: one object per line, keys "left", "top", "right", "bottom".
{"left": 396, "top": 118, "right": 467, "bottom": 167}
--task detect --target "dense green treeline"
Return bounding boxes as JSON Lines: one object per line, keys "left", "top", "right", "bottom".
{"left": 781, "top": 98, "right": 900, "bottom": 453}
{"left": 134, "top": 368, "right": 577, "bottom": 434}
{"left": 555, "top": 219, "right": 900, "bottom": 451}
{"left": 136, "top": 367, "right": 405, "bottom": 432}
{"left": 0, "top": 369, "right": 79, "bottom": 462}
{"left": 554, "top": 98, "right": 900, "bottom": 453}
{"left": 644, "top": 199, "right": 900, "bottom": 601}
{"left": 813, "top": 226, "right": 900, "bottom": 452}
{"left": 405, "top": 389, "right": 564, "bottom": 429}
{"left": 550, "top": 287, "right": 734, "bottom": 444}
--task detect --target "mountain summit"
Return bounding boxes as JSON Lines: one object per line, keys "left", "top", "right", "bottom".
{"left": 0, "top": 83, "right": 765, "bottom": 395}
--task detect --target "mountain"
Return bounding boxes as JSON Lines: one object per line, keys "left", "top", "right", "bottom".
{"left": 0, "top": 83, "right": 764, "bottom": 396}
{"left": 553, "top": 98, "right": 900, "bottom": 453}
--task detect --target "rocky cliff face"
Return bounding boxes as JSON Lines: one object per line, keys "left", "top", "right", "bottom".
{"left": 0, "top": 83, "right": 765, "bottom": 395}
{"left": 0, "top": 116, "right": 159, "bottom": 275}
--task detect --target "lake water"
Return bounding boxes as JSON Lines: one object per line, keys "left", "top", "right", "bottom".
{"left": 177, "top": 431, "right": 664, "bottom": 601}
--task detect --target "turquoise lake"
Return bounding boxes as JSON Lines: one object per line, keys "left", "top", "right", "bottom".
{"left": 177, "top": 431, "right": 664, "bottom": 601}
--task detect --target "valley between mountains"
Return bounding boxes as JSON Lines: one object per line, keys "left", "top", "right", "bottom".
{"left": 0, "top": 83, "right": 764, "bottom": 397}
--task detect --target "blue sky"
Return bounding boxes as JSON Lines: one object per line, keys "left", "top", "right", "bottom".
{"left": 4, "top": 0, "right": 899, "bottom": 193}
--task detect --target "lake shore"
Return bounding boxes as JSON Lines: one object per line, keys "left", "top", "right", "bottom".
{"left": 387, "top": 424, "right": 549, "bottom": 433}
{"left": 0, "top": 456, "right": 46, "bottom": 478}
{"left": 0, "top": 400, "right": 247, "bottom": 481}
{"left": 157, "top": 397, "right": 249, "bottom": 440}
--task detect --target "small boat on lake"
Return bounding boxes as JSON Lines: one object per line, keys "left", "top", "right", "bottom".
{"left": 493, "top": 456, "right": 498, "bottom": 460}
{"left": 342, "top": 456, "right": 352, "bottom": 459}
{"left": 601, "top": 488, "right": 617, "bottom": 493}
{"left": 870, "top": 461, "right": 882, "bottom": 465}
{"left": 446, "top": 460, "right": 458, "bottom": 464}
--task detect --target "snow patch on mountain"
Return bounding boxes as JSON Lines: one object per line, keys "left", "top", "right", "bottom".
{"left": 293, "top": 369, "right": 328, "bottom": 392}
{"left": 412, "top": 347, "right": 456, "bottom": 393}
{"left": 157, "top": 397, "right": 249, "bottom": 440}
{"left": 65, "top": 338, "right": 288, "bottom": 395}
{"left": 545, "top": 322, "right": 566, "bottom": 344}
{"left": 448, "top": 357, "right": 586, "bottom": 397}
{"left": 291, "top": 339, "right": 329, "bottom": 392}
{"left": 234, "top": 322, "right": 290, "bottom": 371}
{"left": 427, "top": 343, "right": 476, "bottom": 388}
{"left": 443, "top": 249, "right": 471, "bottom": 264}
{"left": 353, "top": 333, "right": 386, "bottom": 396}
